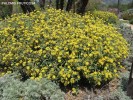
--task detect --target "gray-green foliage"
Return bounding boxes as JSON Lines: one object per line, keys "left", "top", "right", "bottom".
{"left": 0, "top": 73, "right": 65, "bottom": 100}
{"left": 118, "top": 21, "right": 133, "bottom": 69}
{"left": 109, "top": 88, "right": 131, "bottom": 100}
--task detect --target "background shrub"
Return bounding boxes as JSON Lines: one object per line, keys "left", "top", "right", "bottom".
{"left": 0, "top": 0, "right": 13, "bottom": 19}
{"left": 121, "top": 9, "right": 133, "bottom": 21}
{"left": 0, "top": 9, "right": 129, "bottom": 86}
{"left": 92, "top": 10, "right": 118, "bottom": 24}
{"left": 0, "top": 73, "right": 65, "bottom": 100}
{"left": 118, "top": 3, "right": 133, "bottom": 12}
{"left": 129, "top": 19, "right": 133, "bottom": 24}
{"left": 86, "top": 0, "right": 108, "bottom": 11}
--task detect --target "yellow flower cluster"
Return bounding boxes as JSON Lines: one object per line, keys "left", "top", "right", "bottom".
{"left": 91, "top": 10, "right": 118, "bottom": 24}
{"left": 0, "top": 8, "right": 129, "bottom": 86}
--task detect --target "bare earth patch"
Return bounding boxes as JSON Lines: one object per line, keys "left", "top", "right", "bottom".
{"left": 65, "top": 78, "right": 120, "bottom": 100}
{"left": 64, "top": 69, "right": 128, "bottom": 100}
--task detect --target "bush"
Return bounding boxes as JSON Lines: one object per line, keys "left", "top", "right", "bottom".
{"left": 121, "top": 9, "right": 133, "bottom": 20}
{"left": 0, "top": 9, "right": 129, "bottom": 86}
{"left": 0, "top": 0, "right": 13, "bottom": 19}
{"left": 92, "top": 11, "right": 118, "bottom": 24}
{"left": 86, "top": 0, "right": 108, "bottom": 11}
{"left": 129, "top": 19, "right": 133, "bottom": 24}
{"left": 0, "top": 73, "right": 65, "bottom": 100}
{"left": 119, "top": 4, "right": 133, "bottom": 12}
{"left": 108, "top": 2, "right": 133, "bottom": 12}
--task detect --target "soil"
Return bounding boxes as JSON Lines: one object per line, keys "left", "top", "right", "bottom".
{"left": 64, "top": 69, "right": 128, "bottom": 100}
{"left": 64, "top": 78, "right": 120, "bottom": 100}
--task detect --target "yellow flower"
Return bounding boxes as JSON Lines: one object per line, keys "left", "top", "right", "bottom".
{"left": 35, "top": 69, "right": 40, "bottom": 73}
{"left": 30, "top": 77, "right": 35, "bottom": 80}
{"left": 72, "top": 88, "right": 77, "bottom": 94}
{"left": 70, "top": 78, "right": 75, "bottom": 84}
{"left": 85, "top": 62, "right": 89, "bottom": 66}
{"left": 0, "top": 8, "right": 129, "bottom": 86}
{"left": 114, "top": 69, "right": 117, "bottom": 73}
{"left": 52, "top": 75, "right": 56, "bottom": 80}
{"left": 26, "top": 66, "right": 30, "bottom": 70}
{"left": 97, "top": 81, "right": 101, "bottom": 85}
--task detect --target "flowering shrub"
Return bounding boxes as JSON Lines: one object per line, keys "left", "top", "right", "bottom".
{"left": 0, "top": 9, "right": 129, "bottom": 86}
{"left": 92, "top": 10, "right": 118, "bottom": 24}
